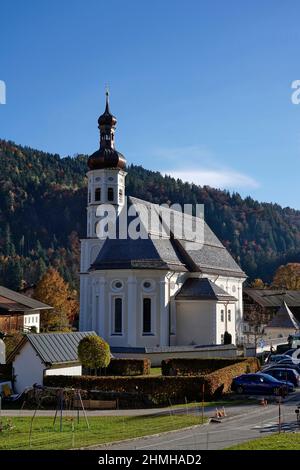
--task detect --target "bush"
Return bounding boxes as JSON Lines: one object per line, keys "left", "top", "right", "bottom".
{"left": 78, "top": 335, "right": 110, "bottom": 371}
{"left": 103, "top": 358, "right": 151, "bottom": 376}
{"left": 161, "top": 357, "right": 245, "bottom": 376}
{"left": 44, "top": 358, "right": 260, "bottom": 405}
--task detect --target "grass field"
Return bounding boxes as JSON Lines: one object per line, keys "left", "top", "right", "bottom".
{"left": 227, "top": 433, "right": 300, "bottom": 450}
{"left": 149, "top": 367, "right": 161, "bottom": 376}
{"left": 0, "top": 414, "right": 205, "bottom": 450}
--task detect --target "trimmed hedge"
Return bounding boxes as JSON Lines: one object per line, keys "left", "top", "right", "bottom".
{"left": 161, "top": 357, "right": 246, "bottom": 376}
{"left": 204, "top": 357, "right": 260, "bottom": 397}
{"left": 103, "top": 358, "right": 151, "bottom": 376}
{"left": 44, "top": 358, "right": 259, "bottom": 404}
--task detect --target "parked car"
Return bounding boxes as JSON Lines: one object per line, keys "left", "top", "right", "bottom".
{"left": 263, "top": 368, "right": 300, "bottom": 387}
{"left": 264, "top": 362, "right": 300, "bottom": 374}
{"left": 284, "top": 349, "right": 298, "bottom": 357}
{"left": 231, "top": 373, "right": 294, "bottom": 395}
{"left": 265, "top": 354, "right": 287, "bottom": 364}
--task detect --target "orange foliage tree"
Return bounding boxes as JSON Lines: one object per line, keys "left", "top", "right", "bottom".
{"left": 33, "top": 268, "right": 79, "bottom": 331}
{"left": 272, "top": 263, "right": 300, "bottom": 290}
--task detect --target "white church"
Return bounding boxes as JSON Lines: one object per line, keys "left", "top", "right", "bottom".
{"left": 79, "top": 93, "right": 246, "bottom": 353}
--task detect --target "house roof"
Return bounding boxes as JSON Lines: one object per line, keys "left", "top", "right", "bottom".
{"left": 91, "top": 196, "right": 245, "bottom": 278}
{"left": 244, "top": 288, "right": 300, "bottom": 307}
{"left": 266, "top": 301, "right": 300, "bottom": 330}
{"left": 175, "top": 277, "right": 237, "bottom": 301}
{"left": 0, "top": 285, "right": 53, "bottom": 313}
{"left": 8, "top": 331, "right": 97, "bottom": 365}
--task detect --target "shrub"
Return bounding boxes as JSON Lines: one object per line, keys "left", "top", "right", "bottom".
{"left": 161, "top": 357, "right": 245, "bottom": 376}
{"left": 78, "top": 335, "right": 110, "bottom": 372}
{"left": 44, "top": 358, "right": 260, "bottom": 405}
{"left": 103, "top": 358, "right": 151, "bottom": 376}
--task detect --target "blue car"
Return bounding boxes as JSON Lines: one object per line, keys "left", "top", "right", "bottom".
{"left": 231, "top": 373, "right": 294, "bottom": 395}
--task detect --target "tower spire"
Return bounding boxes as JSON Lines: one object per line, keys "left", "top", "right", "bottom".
{"left": 87, "top": 91, "right": 126, "bottom": 171}
{"left": 105, "top": 85, "right": 110, "bottom": 113}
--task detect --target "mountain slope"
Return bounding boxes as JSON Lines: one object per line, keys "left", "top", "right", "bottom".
{"left": 0, "top": 139, "right": 300, "bottom": 289}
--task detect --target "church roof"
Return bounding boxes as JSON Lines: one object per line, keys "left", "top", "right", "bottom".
{"left": 266, "top": 301, "right": 300, "bottom": 330}
{"left": 91, "top": 196, "right": 246, "bottom": 277}
{"left": 176, "top": 278, "right": 237, "bottom": 301}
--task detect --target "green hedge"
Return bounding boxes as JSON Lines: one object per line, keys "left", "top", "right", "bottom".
{"left": 161, "top": 357, "right": 245, "bottom": 376}
{"left": 104, "top": 358, "right": 151, "bottom": 376}
{"left": 44, "top": 358, "right": 259, "bottom": 404}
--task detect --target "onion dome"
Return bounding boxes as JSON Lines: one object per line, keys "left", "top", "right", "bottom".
{"left": 88, "top": 91, "right": 126, "bottom": 171}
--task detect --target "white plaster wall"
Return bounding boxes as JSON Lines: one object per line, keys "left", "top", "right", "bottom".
{"left": 23, "top": 312, "right": 40, "bottom": 333}
{"left": 176, "top": 300, "right": 217, "bottom": 346}
{"left": 45, "top": 365, "right": 82, "bottom": 376}
{"left": 215, "top": 302, "right": 236, "bottom": 344}
{"left": 13, "top": 342, "right": 44, "bottom": 393}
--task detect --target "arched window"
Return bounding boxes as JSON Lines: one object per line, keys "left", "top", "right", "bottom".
{"left": 143, "top": 298, "right": 151, "bottom": 334}
{"left": 108, "top": 187, "right": 114, "bottom": 202}
{"left": 114, "top": 298, "right": 122, "bottom": 334}
{"left": 95, "top": 187, "right": 101, "bottom": 202}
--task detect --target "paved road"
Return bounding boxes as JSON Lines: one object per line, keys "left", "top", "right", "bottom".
{"left": 91, "top": 393, "right": 300, "bottom": 450}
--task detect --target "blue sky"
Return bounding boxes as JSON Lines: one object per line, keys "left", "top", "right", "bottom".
{"left": 1, "top": 0, "right": 300, "bottom": 208}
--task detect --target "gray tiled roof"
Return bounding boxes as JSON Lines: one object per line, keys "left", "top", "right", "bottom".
{"left": 176, "top": 278, "right": 237, "bottom": 301}
{"left": 91, "top": 196, "right": 245, "bottom": 278}
{"left": 0, "top": 285, "right": 53, "bottom": 312}
{"left": 266, "top": 302, "right": 300, "bottom": 329}
{"left": 244, "top": 288, "right": 300, "bottom": 307}
{"left": 26, "top": 331, "right": 97, "bottom": 365}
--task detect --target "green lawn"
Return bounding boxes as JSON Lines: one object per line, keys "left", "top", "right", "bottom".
{"left": 0, "top": 414, "right": 205, "bottom": 450}
{"left": 227, "top": 433, "right": 300, "bottom": 450}
{"left": 149, "top": 367, "right": 161, "bottom": 376}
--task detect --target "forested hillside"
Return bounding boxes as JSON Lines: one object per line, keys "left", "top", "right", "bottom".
{"left": 0, "top": 139, "right": 300, "bottom": 291}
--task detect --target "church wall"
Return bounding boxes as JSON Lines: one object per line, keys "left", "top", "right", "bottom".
{"left": 175, "top": 300, "right": 217, "bottom": 346}
{"left": 81, "top": 270, "right": 174, "bottom": 349}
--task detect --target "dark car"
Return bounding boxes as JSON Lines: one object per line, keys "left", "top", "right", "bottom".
{"left": 265, "top": 354, "right": 287, "bottom": 364}
{"left": 265, "top": 362, "right": 300, "bottom": 374}
{"left": 263, "top": 368, "right": 300, "bottom": 387}
{"left": 231, "top": 373, "right": 294, "bottom": 395}
{"left": 284, "top": 349, "right": 298, "bottom": 357}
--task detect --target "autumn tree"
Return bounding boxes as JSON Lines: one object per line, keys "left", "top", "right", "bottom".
{"left": 251, "top": 278, "right": 265, "bottom": 289}
{"left": 78, "top": 335, "right": 111, "bottom": 374}
{"left": 272, "top": 263, "right": 300, "bottom": 290}
{"left": 33, "top": 268, "right": 78, "bottom": 331}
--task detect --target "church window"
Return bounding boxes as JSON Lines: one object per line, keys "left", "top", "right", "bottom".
{"left": 114, "top": 298, "right": 122, "bottom": 334}
{"left": 228, "top": 309, "right": 231, "bottom": 322}
{"left": 142, "top": 280, "right": 154, "bottom": 291}
{"left": 108, "top": 187, "right": 114, "bottom": 201}
{"left": 95, "top": 187, "right": 101, "bottom": 202}
{"left": 112, "top": 280, "right": 123, "bottom": 291}
{"left": 221, "top": 310, "right": 224, "bottom": 322}
{"left": 143, "top": 298, "right": 151, "bottom": 334}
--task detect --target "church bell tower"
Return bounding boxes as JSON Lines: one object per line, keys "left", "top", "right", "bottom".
{"left": 86, "top": 91, "right": 127, "bottom": 238}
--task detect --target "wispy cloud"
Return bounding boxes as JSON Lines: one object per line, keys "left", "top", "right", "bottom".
{"left": 150, "top": 145, "right": 259, "bottom": 190}
{"left": 164, "top": 169, "right": 259, "bottom": 190}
